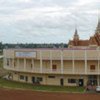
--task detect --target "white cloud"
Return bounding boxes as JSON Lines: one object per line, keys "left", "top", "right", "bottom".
{"left": 17, "top": 0, "right": 32, "bottom": 3}
{"left": 0, "top": 0, "right": 99, "bottom": 43}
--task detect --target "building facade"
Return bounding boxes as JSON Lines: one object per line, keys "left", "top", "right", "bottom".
{"left": 3, "top": 20, "right": 100, "bottom": 87}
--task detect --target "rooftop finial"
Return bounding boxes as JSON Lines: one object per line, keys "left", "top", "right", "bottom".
{"left": 74, "top": 20, "right": 78, "bottom": 35}
{"left": 95, "top": 9, "right": 100, "bottom": 34}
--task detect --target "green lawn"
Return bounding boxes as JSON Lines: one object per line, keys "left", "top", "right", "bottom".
{"left": 0, "top": 78, "right": 84, "bottom": 93}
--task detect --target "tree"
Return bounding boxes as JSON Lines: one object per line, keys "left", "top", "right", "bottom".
{"left": 0, "top": 42, "right": 3, "bottom": 49}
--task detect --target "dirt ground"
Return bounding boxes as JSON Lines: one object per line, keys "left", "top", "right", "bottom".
{"left": 0, "top": 88, "right": 100, "bottom": 100}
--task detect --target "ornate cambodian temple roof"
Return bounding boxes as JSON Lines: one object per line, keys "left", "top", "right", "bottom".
{"left": 68, "top": 19, "right": 100, "bottom": 47}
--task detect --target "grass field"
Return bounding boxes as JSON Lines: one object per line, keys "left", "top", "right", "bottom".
{"left": 0, "top": 78, "right": 84, "bottom": 93}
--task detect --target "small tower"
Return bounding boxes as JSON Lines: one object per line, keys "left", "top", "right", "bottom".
{"left": 73, "top": 29, "right": 79, "bottom": 46}
{"left": 73, "top": 29, "right": 79, "bottom": 41}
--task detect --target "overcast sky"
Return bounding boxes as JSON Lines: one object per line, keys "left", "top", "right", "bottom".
{"left": 0, "top": 0, "right": 100, "bottom": 43}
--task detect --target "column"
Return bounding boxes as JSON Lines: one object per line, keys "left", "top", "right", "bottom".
{"left": 40, "top": 51, "right": 43, "bottom": 73}
{"left": 97, "top": 73, "right": 100, "bottom": 86}
{"left": 98, "top": 49, "right": 100, "bottom": 86}
{"left": 61, "top": 50, "right": 63, "bottom": 74}
{"left": 17, "top": 58, "right": 19, "bottom": 70}
{"left": 98, "top": 49, "right": 100, "bottom": 74}
{"left": 32, "top": 59, "right": 34, "bottom": 72}
{"left": 3, "top": 51, "right": 5, "bottom": 68}
{"left": 72, "top": 50, "right": 75, "bottom": 74}
{"left": 50, "top": 50, "right": 52, "bottom": 73}
{"left": 85, "top": 50, "right": 87, "bottom": 74}
{"left": 12, "top": 58, "right": 14, "bottom": 69}
{"left": 24, "top": 58, "right": 26, "bottom": 71}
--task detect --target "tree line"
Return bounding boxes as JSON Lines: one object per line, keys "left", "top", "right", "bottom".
{"left": 0, "top": 42, "right": 68, "bottom": 51}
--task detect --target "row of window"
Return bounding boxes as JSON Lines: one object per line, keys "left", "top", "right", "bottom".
{"left": 48, "top": 76, "right": 76, "bottom": 84}
{"left": 19, "top": 75, "right": 54, "bottom": 80}
{"left": 19, "top": 75, "right": 43, "bottom": 82}
{"left": 19, "top": 75, "right": 78, "bottom": 84}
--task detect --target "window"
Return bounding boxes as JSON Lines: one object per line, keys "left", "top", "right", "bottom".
{"left": 48, "top": 76, "right": 55, "bottom": 78}
{"left": 37, "top": 77, "right": 43, "bottom": 81}
{"left": 25, "top": 76, "right": 28, "bottom": 82}
{"left": 52, "top": 65, "right": 57, "bottom": 71}
{"left": 14, "top": 72, "right": 17, "bottom": 74}
{"left": 20, "top": 75, "right": 24, "bottom": 80}
{"left": 90, "top": 65, "right": 95, "bottom": 70}
{"left": 68, "top": 79, "right": 76, "bottom": 83}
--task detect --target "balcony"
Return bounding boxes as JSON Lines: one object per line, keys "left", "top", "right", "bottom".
{"left": 87, "top": 69, "right": 99, "bottom": 75}
{"left": 41, "top": 56, "right": 100, "bottom": 61}
{"left": 4, "top": 66, "right": 100, "bottom": 75}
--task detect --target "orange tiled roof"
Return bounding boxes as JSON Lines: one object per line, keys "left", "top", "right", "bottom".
{"left": 68, "top": 40, "right": 89, "bottom": 46}
{"left": 78, "top": 40, "right": 89, "bottom": 46}
{"left": 68, "top": 34, "right": 100, "bottom": 46}
{"left": 89, "top": 36, "right": 98, "bottom": 45}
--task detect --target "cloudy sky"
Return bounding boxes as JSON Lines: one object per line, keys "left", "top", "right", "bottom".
{"left": 0, "top": 0, "right": 100, "bottom": 43}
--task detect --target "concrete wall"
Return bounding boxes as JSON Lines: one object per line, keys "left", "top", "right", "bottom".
{"left": 12, "top": 72, "right": 88, "bottom": 86}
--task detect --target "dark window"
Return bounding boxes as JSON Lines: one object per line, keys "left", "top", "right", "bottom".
{"left": 32, "top": 77, "right": 35, "bottom": 83}
{"left": 14, "top": 72, "right": 17, "bottom": 74}
{"left": 37, "top": 77, "right": 43, "bottom": 81}
{"left": 68, "top": 79, "right": 76, "bottom": 83}
{"left": 31, "top": 63, "right": 32, "bottom": 68}
{"left": 25, "top": 76, "right": 28, "bottom": 82}
{"left": 88, "top": 75, "right": 97, "bottom": 80}
{"left": 48, "top": 76, "right": 55, "bottom": 78}
{"left": 90, "top": 65, "right": 95, "bottom": 70}
{"left": 52, "top": 65, "right": 57, "bottom": 71}
{"left": 20, "top": 75, "right": 24, "bottom": 80}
